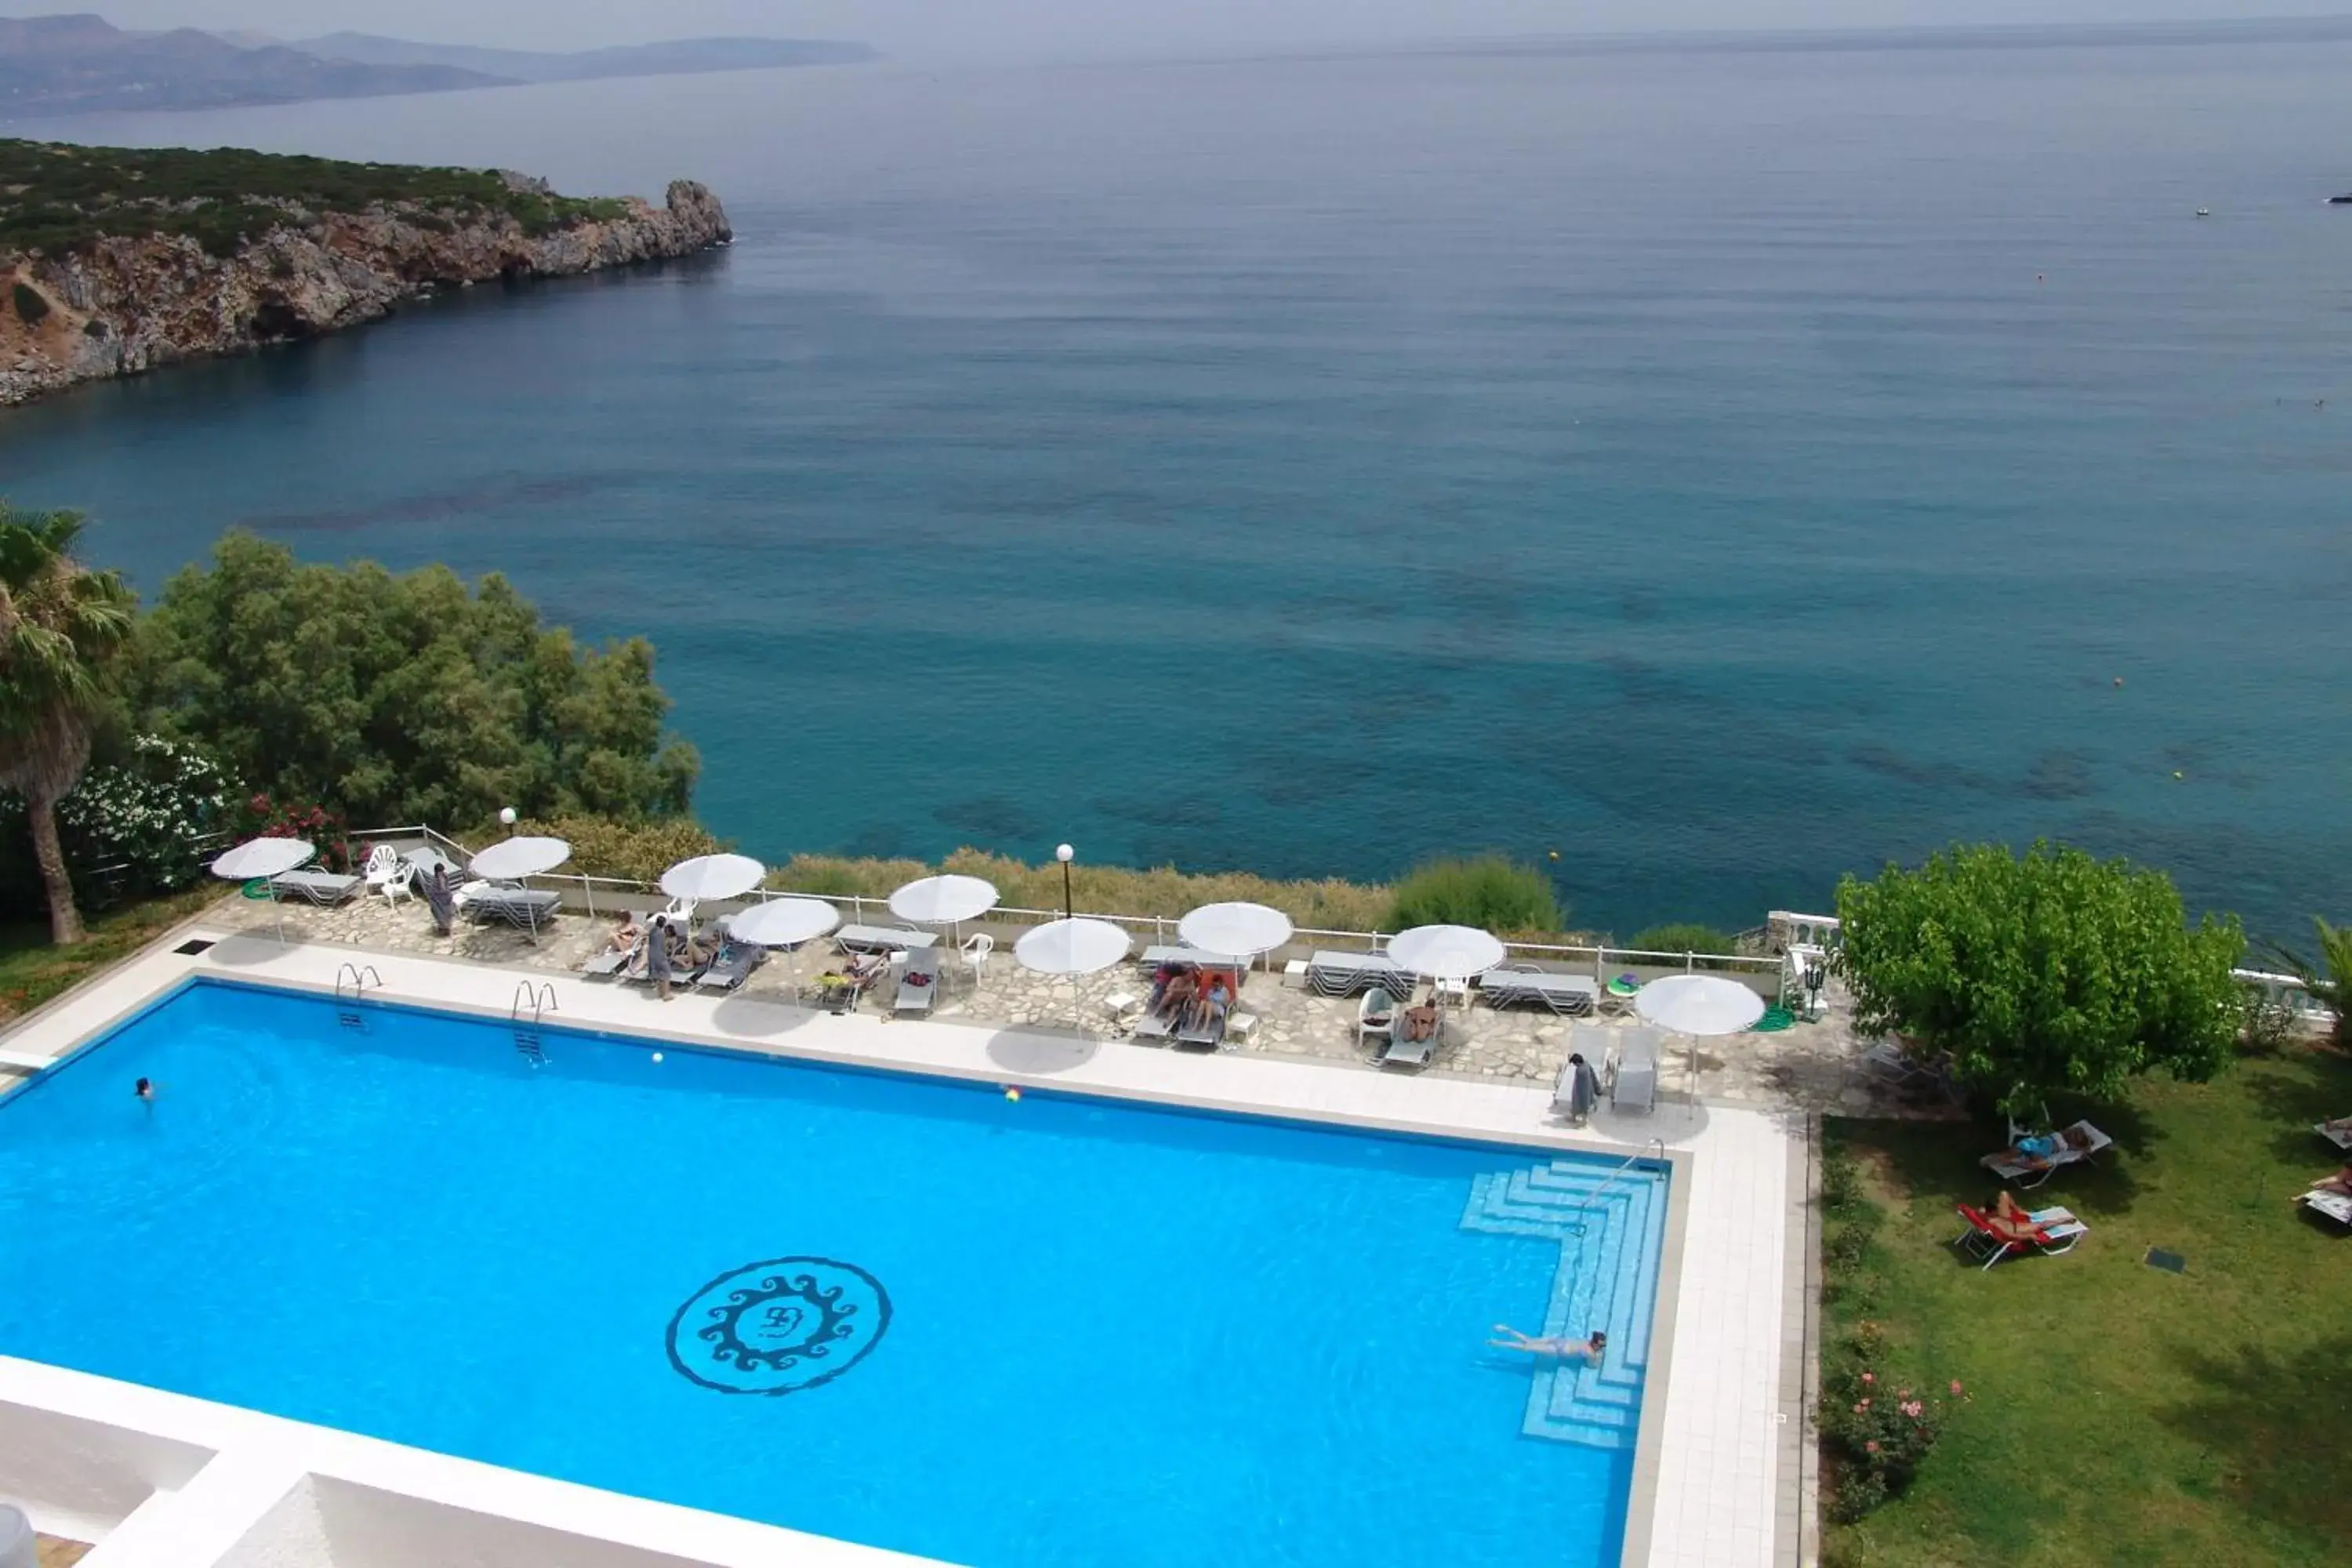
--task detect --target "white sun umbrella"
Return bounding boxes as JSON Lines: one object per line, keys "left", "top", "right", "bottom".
{"left": 469, "top": 835, "right": 571, "bottom": 882}
{"left": 661, "top": 853, "right": 767, "bottom": 903}
{"left": 209, "top": 837, "right": 314, "bottom": 942}
{"left": 1388, "top": 924, "right": 1508, "bottom": 983}
{"left": 1177, "top": 902, "right": 1293, "bottom": 970}
{"left": 888, "top": 874, "right": 1000, "bottom": 927}
{"left": 1015, "top": 917, "right": 1133, "bottom": 1033}
{"left": 728, "top": 897, "right": 843, "bottom": 1002}
{"left": 1635, "top": 973, "right": 1766, "bottom": 1036}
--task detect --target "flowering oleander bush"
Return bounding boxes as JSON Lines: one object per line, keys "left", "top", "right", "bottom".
{"left": 53, "top": 735, "right": 235, "bottom": 891}
{"left": 1819, "top": 1320, "right": 1960, "bottom": 1522}
{"left": 232, "top": 794, "right": 353, "bottom": 874}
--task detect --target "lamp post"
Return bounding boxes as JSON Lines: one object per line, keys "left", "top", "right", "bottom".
{"left": 499, "top": 806, "right": 518, "bottom": 837}
{"left": 1055, "top": 843, "right": 1074, "bottom": 921}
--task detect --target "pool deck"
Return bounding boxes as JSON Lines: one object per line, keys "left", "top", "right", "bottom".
{"left": 0, "top": 920, "right": 1813, "bottom": 1568}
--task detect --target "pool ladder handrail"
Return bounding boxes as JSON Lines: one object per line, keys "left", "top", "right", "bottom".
{"left": 333, "top": 963, "right": 383, "bottom": 1002}
{"left": 510, "top": 982, "right": 556, "bottom": 1064}
{"left": 1564, "top": 1137, "right": 1668, "bottom": 1215}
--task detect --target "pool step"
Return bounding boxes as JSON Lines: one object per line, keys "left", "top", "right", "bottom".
{"left": 513, "top": 1031, "right": 546, "bottom": 1064}
{"left": 1461, "top": 1159, "right": 1668, "bottom": 1452}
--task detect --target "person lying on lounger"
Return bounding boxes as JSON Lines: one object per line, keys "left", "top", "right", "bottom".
{"left": 2313, "top": 1164, "right": 2352, "bottom": 1198}
{"left": 602, "top": 916, "right": 645, "bottom": 954}
{"left": 2004, "top": 1123, "right": 2096, "bottom": 1170}
{"left": 1490, "top": 1326, "right": 1605, "bottom": 1364}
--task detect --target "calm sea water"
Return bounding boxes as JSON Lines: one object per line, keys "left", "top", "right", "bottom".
{"left": 5, "top": 38, "right": 2348, "bottom": 938}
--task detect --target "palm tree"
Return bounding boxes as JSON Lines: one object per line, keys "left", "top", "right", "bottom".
{"left": 2266, "top": 917, "right": 2352, "bottom": 1047}
{"left": 0, "top": 505, "right": 136, "bottom": 945}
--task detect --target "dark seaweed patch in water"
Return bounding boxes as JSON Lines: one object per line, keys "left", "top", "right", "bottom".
{"left": 243, "top": 474, "right": 617, "bottom": 532}
{"left": 2019, "top": 750, "right": 2097, "bottom": 801}
{"left": 933, "top": 794, "right": 1043, "bottom": 843}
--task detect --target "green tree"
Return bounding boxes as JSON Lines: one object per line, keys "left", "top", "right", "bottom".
{"left": 2264, "top": 917, "right": 2352, "bottom": 1046}
{"left": 0, "top": 506, "right": 136, "bottom": 943}
{"left": 125, "top": 532, "right": 697, "bottom": 829}
{"left": 1835, "top": 841, "right": 2243, "bottom": 1115}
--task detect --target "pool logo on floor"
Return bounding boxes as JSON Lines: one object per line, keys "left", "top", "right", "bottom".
{"left": 666, "top": 1257, "right": 891, "bottom": 1396}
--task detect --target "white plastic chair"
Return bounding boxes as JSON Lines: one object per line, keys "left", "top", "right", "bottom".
{"left": 363, "top": 843, "right": 409, "bottom": 906}
{"left": 961, "top": 931, "right": 994, "bottom": 990}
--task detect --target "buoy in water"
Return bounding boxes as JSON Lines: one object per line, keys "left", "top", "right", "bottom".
{"left": 2112, "top": 677, "right": 2124, "bottom": 688}
{"left": 2172, "top": 771, "right": 2184, "bottom": 780}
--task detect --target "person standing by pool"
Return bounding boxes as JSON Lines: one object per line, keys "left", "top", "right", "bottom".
{"left": 1490, "top": 1325, "right": 1604, "bottom": 1365}
{"left": 1565, "top": 1052, "right": 1600, "bottom": 1125}
{"left": 648, "top": 914, "right": 675, "bottom": 1001}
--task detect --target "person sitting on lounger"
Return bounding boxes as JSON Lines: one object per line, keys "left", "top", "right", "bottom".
{"left": 1183, "top": 971, "right": 1233, "bottom": 1032}
{"left": 1984, "top": 1190, "right": 2048, "bottom": 1243}
{"left": 1156, "top": 968, "right": 1198, "bottom": 1018}
{"left": 1148, "top": 962, "right": 1184, "bottom": 1012}
{"left": 1490, "top": 1326, "right": 1605, "bottom": 1364}
{"left": 603, "top": 915, "right": 645, "bottom": 954}
{"left": 1399, "top": 999, "right": 1439, "bottom": 1044}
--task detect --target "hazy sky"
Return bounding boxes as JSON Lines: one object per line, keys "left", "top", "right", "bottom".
{"left": 73, "top": 0, "right": 2352, "bottom": 62}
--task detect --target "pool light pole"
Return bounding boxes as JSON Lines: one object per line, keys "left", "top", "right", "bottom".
{"left": 499, "top": 805, "right": 518, "bottom": 837}
{"left": 1055, "top": 843, "right": 1075, "bottom": 921}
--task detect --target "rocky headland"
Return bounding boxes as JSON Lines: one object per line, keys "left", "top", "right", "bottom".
{"left": 0, "top": 141, "right": 731, "bottom": 406}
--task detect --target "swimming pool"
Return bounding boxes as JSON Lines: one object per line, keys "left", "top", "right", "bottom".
{"left": 0, "top": 979, "right": 1670, "bottom": 1566}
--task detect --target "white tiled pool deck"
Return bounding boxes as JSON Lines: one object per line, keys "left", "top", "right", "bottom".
{"left": 0, "top": 927, "right": 1808, "bottom": 1568}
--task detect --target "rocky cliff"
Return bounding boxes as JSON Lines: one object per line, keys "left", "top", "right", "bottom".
{"left": 0, "top": 179, "right": 730, "bottom": 406}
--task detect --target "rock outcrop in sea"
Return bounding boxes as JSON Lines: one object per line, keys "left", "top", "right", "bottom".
{"left": 0, "top": 180, "right": 730, "bottom": 406}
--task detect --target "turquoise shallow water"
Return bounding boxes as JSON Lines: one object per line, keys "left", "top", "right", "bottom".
{"left": 0, "top": 980, "right": 1659, "bottom": 1565}
{"left": 3, "top": 37, "right": 2348, "bottom": 936}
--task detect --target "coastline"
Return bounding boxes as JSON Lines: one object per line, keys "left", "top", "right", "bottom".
{"left": 0, "top": 178, "right": 731, "bottom": 407}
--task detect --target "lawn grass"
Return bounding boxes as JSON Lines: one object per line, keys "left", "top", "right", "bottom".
{"left": 1822, "top": 1042, "right": 2352, "bottom": 1567}
{"left": 0, "top": 888, "right": 221, "bottom": 1024}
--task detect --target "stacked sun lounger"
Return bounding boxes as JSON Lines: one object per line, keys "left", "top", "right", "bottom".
{"left": 463, "top": 885, "right": 562, "bottom": 930}
{"left": 1305, "top": 950, "right": 1413, "bottom": 997}
{"left": 270, "top": 868, "right": 362, "bottom": 906}
{"left": 1479, "top": 966, "right": 1599, "bottom": 1015}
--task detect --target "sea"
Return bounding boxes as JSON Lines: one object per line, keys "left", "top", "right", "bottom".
{"left": 4, "top": 31, "right": 2348, "bottom": 940}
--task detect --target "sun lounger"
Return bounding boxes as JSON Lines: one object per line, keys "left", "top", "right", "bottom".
{"left": 1981, "top": 1120, "right": 2113, "bottom": 1189}
{"left": 1607, "top": 1027, "right": 1662, "bottom": 1113}
{"left": 838, "top": 925, "right": 937, "bottom": 956}
{"left": 2299, "top": 1187, "right": 2352, "bottom": 1227}
{"left": 581, "top": 941, "right": 637, "bottom": 978}
{"left": 2318, "top": 1120, "right": 2352, "bottom": 1153}
{"left": 893, "top": 951, "right": 941, "bottom": 1015}
{"left": 1479, "top": 964, "right": 1599, "bottom": 1015}
{"left": 1377, "top": 1001, "right": 1443, "bottom": 1069}
{"left": 463, "top": 886, "right": 563, "bottom": 930}
{"left": 1306, "top": 950, "right": 1413, "bottom": 997}
{"left": 270, "top": 868, "right": 362, "bottom": 906}
{"left": 696, "top": 940, "right": 767, "bottom": 992}
{"left": 1140, "top": 944, "right": 1247, "bottom": 971}
{"left": 1175, "top": 1007, "right": 1229, "bottom": 1051}
{"left": 1954, "top": 1202, "right": 2089, "bottom": 1268}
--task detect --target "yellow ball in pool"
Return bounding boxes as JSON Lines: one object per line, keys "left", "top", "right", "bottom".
{"left": 1004, "top": 1087, "right": 1022, "bottom": 1102}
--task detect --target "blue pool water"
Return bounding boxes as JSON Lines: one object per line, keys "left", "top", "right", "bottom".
{"left": 0, "top": 981, "right": 1669, "bottom": 1566}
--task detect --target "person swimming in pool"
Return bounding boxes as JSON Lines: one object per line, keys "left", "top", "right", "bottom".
{"left": 1490, "top": 1325, "right": 1605, "bottom": 1364}
{"left": 134, "top": 1077, "right": 154, "bottom": 1102}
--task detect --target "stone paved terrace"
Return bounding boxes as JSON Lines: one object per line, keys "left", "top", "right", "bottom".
{"left": 208, "top": 884, "right": 1957, "bottom": 1120}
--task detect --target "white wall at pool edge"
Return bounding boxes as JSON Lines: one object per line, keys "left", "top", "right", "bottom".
{"left": 0, "top": 1358, "right": 946, "bottom": 1568}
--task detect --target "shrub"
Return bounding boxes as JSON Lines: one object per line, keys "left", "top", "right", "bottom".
{"left": 233, "top": 794, "right": 352, "bottom": 873}
{"left": 2235, "top": 988, "right": 2299, "bottom": 1055}
{"left": 1387, "top": 856, "right": 1563, "bottom": 935}
{"left": 11, "top": 280, "right": 49, "bottom": 323}
{"left": 54, "top": 735, "right": 234, "bottom": 893}
{"left": 1818, "top": 1340, "right": 1957, "bottom": 1521}
{"left": 1628, "top": 921, "right": 1737, "bottom": 956}
{"left": 512, "top": 814, "right": 722, "bottom": 884}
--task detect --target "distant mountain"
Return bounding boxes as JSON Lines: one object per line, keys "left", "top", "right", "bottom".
{"left": 0, "top": 13, "right": 877, "bottom": 118}
{"left": 291, "top": 31, "right": 880, "bottom": 84}
{"left": 0, "top": 13, "right": 502, "bottom": 114}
